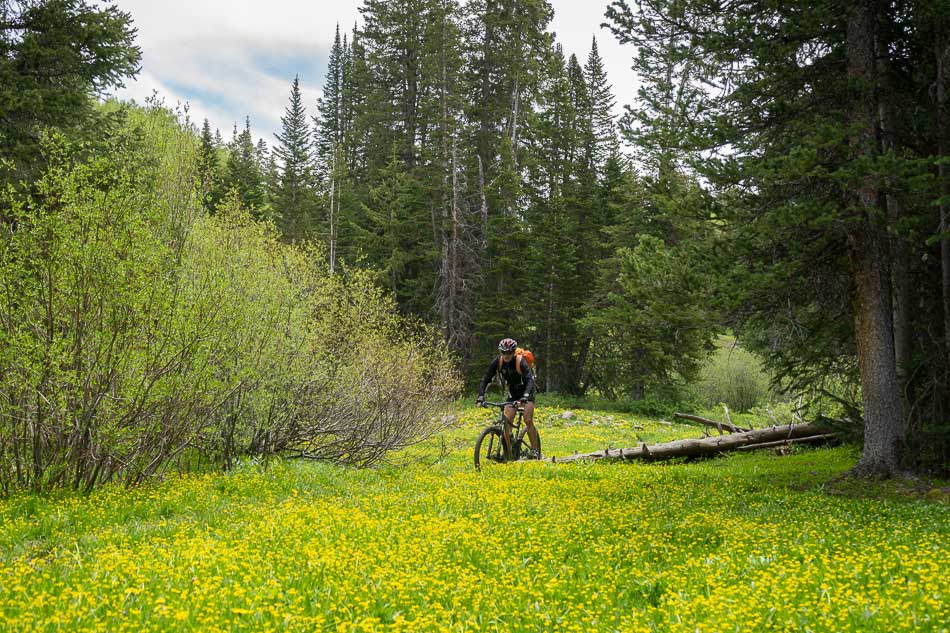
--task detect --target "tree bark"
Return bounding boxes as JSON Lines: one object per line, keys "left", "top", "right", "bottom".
{"left": 328, "top": 147, "right": 338, "bottom": 275}
{"left": 673, "top": 412, "right": 750, "bottom": 434}
{"left": 510, "top": 78, "right": 520, "bottom": 168}
{"left": 551, "top": 424, "right": 833, "bottom": 463}
{"left": 937, "top": 41, "right": 950, "bottom": 380}
{"left": 846, "top": 0, "right": 904, "bottom": 477}
{"left": 876, "top": 51, "right": 911, "bottom": 417}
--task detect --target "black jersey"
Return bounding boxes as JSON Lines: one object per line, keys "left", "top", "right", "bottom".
{"left": 477, "top": 355, "right": 536, "bottom": 401}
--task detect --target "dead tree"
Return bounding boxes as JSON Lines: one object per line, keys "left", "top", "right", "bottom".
{"left": 551, "top": 423, "right": 836, "bottom": 464}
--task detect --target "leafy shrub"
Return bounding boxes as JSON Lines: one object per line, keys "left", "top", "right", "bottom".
{"left": 0, "top": 106, "right": 459, "bottom": 493}
{"left": 694, "top": 341, "right": 773, "bottom": 412}
{"left": 581, "top": 235, "right": 718, "bottom": 401}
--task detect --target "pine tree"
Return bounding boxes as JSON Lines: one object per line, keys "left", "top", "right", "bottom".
{"left": 464, "top": 0, "right": 554, "bottom": 180}
{"left": 255, "top": 138, "right": 269, "bottom": 166}
{"left": 605, "top": 1, "right": 716, "bottom": 178}
{"left": 316, "top": 25, "right": 367, "bottom": 273}
{"left": 350, "top": 0, "right": 472, "bottom": 320}
{"left": 0, "top": 0, "right": 141, "bottom": 185}
{"left": 358, "top": 0, "right": 432, "bottom": 170}
{"left": 315, "top": 25, "right": 346, "bottom": 180}
{"left": 262, "top": 151, "right": 280, "bottom": 220}
{"left": 583, "top": 37, "right": 618, "bottom": 172}
{"left": 273, "top": 75, "right": 316, "bottom": 240}
{"left": 355, "top": 146, "right": 433, "bottom": 310}
{"left": 197, "top": 118, "right": 224, "bottom": 213}
{"left": 343, "top": 28, "right": 370, "bottom": 178}
{"left": 256, "top": 137, "right": 275, "bottom": 219}
{"left": 224, "top": 117, "right": 265, "bottom": 215}
{"left": 464, "top": 0, "right": 555, "bottom": 363}
{"left": 419, "top": 0, "right": 478, "bottom": 358}
{"left": 584, "top": 231, "right": 715, "bottom": 399}
{"left": 522, "top": 45, "right": 588, "bottom": 393}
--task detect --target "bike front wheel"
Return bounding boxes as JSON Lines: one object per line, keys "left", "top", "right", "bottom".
{"left": 474, "top": 425, "right": 510, "bottom": 470}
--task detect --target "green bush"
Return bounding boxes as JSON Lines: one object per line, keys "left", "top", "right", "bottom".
{"left": 538, "top": 385, "right": 699, "bottom": 417}
{"left": 694, "top": 341, "right": 773, "bottom": 412}
{"left": 580, "top": 234, "right": 718, "bottom": 400}
{"left": 0, "top": 106, "right": 460, "bottom": 493}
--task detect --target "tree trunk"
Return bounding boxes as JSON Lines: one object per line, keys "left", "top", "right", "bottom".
{"left": 510, "top": 78, "right": 520, "bottom": 168}
{"left": 451, "top": 137, "right": 465, "bottom": 353}
{"left": 877, "top": 61, "right": 911, "bottom": 417}
{"left": 477, "top": 0, "right": 496, "bottom": 178}
{"left": 846, "top": 1, "right": 904, "bottom": 477}
{"left": 478, "top": 154, "right": 488, "bottom": 246}
{"left": 673, "top": 412, "right": 750, "bottom": 434}
{"left": 937, "top": 41, "right": 950, "bottom": 380}
{"left": 552, "top": 424, "right": 834, "bottom": 463}
{"left": 329, "top": 147, "right": 338, "bottom": 275}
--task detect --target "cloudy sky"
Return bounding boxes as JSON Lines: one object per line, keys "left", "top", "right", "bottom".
{"left": 110, "top": 0, "right": 639, "bottom": 146}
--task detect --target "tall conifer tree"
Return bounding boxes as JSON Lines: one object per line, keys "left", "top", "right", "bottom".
{"left": 274, "top": 75, "right": 316, "bottom": 240}
{"left": 463, "top": 0, "right": 555, "bottom": 359}
{"left": 224, "top": 117, "right": 266, "bottom": 215}
{"left": 315, "top": 25, "right": 346, "bottom": 180}
{"left": 584, "top": 37, "right": 618, "bottom": 172}
{"left": 197, "top": 118, "right": 224, "bottom": 213}
{"left": 525, "top": 44, "right": 582, "bottom": 391}
{"left": 0, "top": 0, "right": 141, "bottom": 185}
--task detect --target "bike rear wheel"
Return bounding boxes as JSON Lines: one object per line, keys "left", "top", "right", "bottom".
{"left": 474, "top": 425, "right": 510, "bottom": 470}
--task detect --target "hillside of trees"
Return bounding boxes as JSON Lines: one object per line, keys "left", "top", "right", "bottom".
{"left": 1, "top": 0, "right": 949, "bottom": 487}
{"left": 200, "top": 2, "right": 718, "bottom": 403}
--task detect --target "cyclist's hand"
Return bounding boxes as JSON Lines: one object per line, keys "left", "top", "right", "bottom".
{"left": 475, "top": 397, "right": 484, "bottom": 407}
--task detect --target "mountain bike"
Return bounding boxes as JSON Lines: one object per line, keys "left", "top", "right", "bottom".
{"left": 473, "top": 401, "right": 542, "bottom": 470}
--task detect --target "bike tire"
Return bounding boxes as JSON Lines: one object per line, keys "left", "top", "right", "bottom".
{"left": 474, "top": 425, "right": 510, "bottom": 470}
{"left": 515, "top": 427, "right": 541, "bottom": 460}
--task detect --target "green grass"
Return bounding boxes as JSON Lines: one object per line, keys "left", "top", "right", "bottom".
{"left": 1, "top": 403, "right": 947, "bottom": 632}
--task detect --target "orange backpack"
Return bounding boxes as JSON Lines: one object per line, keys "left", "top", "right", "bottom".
{"left": 499, "top": 347, "right": 535, "bottom": 375}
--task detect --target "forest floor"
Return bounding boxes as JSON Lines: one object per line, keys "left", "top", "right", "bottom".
{"left": 0, "top": 403, "right": 947, "bottom": 632}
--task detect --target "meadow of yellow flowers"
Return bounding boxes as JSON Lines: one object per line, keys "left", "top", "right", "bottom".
{"left": 0, "top": 404, "right": 947, "bottom": 632}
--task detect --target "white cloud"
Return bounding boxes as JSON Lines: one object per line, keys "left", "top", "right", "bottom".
{"left": 549, "top": 2, "right": 638, "bottom": 103}
{"left": 111, "top": 0, "right": 353, "bottom": 144}
{"left": 111, "top": 0, "right": 638, "bottom": 145}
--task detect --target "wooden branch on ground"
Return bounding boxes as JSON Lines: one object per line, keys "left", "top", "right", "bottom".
{"left": 551, "top": 423, "right": 832, "bottom": 464}
{"left": 723, "top": 404, "right": 735, "bottom": 432}
{"left": 673, "top": 412, "right": 750, "bottom": 434}
{"left": 734, "top": 434, "right": 839, "bottom": 451}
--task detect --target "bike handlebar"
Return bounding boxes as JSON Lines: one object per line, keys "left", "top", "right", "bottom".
{"left": 480, "top": 401, "right": 525, "bottom": 409}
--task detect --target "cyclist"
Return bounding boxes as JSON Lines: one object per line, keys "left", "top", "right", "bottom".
{"left": 475, "top": 337, "right": 540, "bottom": 459}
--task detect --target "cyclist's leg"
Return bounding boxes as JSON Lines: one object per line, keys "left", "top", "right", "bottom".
{"left": 523, "top": 399, "right": 540, "bottom": 453}
{"left": 502, "top": 404, "right": 516, "bottom": 456}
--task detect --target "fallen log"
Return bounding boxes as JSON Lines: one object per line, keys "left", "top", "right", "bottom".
{"left": 552, "top": 423, "right": 831, "bottom": 463}
{"left": 673, "top": 412, "right": 750, "bottom": 434}
{"left": 734, "top": 434, "right": 839, "bottom": 451}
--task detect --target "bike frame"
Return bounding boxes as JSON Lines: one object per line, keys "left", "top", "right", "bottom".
{"left": 481, "top": 401, "right": 525, "bottom": 458}
{"left": 501, "top": 402, "right": 524, "bottom": 451}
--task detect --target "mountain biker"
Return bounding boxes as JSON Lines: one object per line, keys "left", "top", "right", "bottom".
{"left": 475, "top": 337, "right": 540, "bottom": 459}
